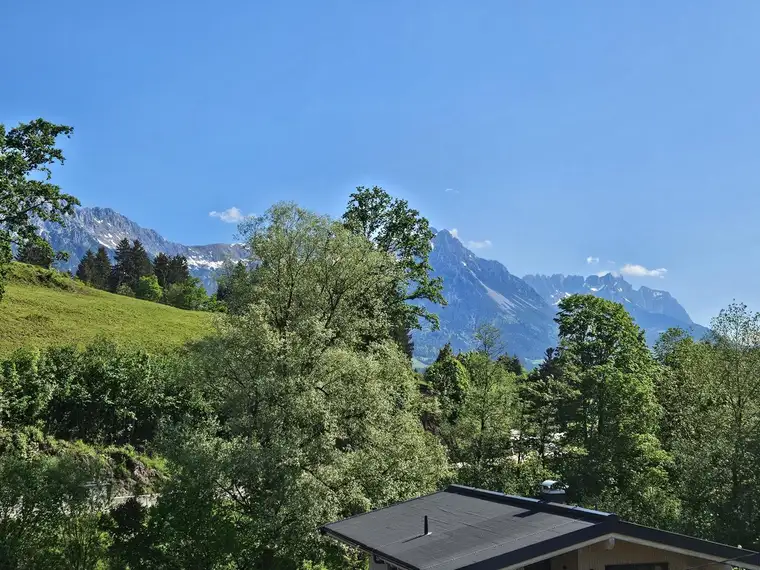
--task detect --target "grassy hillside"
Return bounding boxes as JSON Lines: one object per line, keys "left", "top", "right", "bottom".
{"left": 0, "top": 263, "right": 214, "bottom": 355}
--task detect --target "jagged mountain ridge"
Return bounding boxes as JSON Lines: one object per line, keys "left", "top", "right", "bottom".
{"left": 412, "top": 231, "right": 706, "bottom": 366}
{"left": 522, "top": 272, "right": 709, "bottom": 347}
{"left": 39, "top": 208, "right": 704, "bottom": 364}
{"left": 412, "top": 229, "right": 557, "bottom": 365}
{"left": 39, "top": 207, "right": 246, "bottom": 290}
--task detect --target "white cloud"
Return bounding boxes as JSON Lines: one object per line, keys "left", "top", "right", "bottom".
{"left": 444, "top": 188, "right": 459, "bottom": 194}
{"left": 596, "top": 270, "right": 620, "bottom": 277}
{"left": 209, "top": 207, "right": 250, "bottom": 224}
{"left": 467, "top": 239, "right": 493, "bottom": 250}
{"left": 620, "top": 264, "right": 668, "bottom": 278}
{"left": 586, "top": 256, "right": 599, "bottom": 265}
{"left": 449, "top": 228, "right": 459, "bottom": 239}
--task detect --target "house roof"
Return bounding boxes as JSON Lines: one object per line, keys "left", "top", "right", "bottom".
{"left": 320, "top": 485, "right": 760, "bottom": 570}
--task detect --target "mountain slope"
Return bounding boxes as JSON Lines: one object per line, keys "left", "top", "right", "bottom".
{"left": 40, "top": 207, "right": 246, "bottom": 290}
{"left": 413, "top": 230, "right": 556, "bottom": 365}
{"left": 523, "top": 273, "right": 709, "bottom": 346}
{"left": 1, "top": 263, "right": 213, "bottom": 355}
{"left": 38, "top": 206, "right": 705, "bottom": 364}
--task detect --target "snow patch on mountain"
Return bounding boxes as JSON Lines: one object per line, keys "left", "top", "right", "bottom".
{"left": 39, "top": 207, "right": 247, "bottom": 291}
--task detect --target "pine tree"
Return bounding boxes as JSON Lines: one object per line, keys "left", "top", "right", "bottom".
{"left": 130, "top": 240, "right": 153, "bottom": 283}
{"left": 435, "top": 342, "right": 454, "bottom": 363}
{"left": 215, "top": 261, "right": 251, "bottom": 313}
{"left": 92, "top": 246, "right": 112, "bottom": 290}
{"left": 391, "top": 322, "right": 414, "bottom": 360}
{"left": 76, "top": 250, "right": 96, "bottom": 283}
{"left": 111, "top": 238, "right": 134, "bottom": 290}
{"left": 167, "top": 255, "right": 189, "bottom": 286}
{"left": 15, "top": 237, "right": 55, "bottom": 268}
{"left": 154, "top": 252, "right": 171, "bottom": 289}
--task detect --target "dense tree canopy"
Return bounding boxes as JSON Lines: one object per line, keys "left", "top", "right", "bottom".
{"left": 3, "top": 188, "right": 760, "bottom": 566}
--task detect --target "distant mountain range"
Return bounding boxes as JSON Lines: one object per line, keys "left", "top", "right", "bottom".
{"left": 522, "top": 273, "right": 708, "bottom": 347}
{"left": 410, "top": 229, "right": 707, "bottom": 366}
{"left": 40, "top": 207, "right": 246, "bottom": 290}
{"left": 40, "top": 209, "right": 706, "bottom": 366}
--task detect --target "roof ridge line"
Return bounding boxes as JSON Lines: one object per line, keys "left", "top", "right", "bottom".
{"left": 445, "top": 484, "right": 618, "bottom": 521}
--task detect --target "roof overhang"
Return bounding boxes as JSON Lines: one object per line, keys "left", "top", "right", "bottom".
{"left": 320, "top": 486, "right": 760, "bottom": 570}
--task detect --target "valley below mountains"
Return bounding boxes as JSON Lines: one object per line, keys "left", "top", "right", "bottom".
{"left": 44, "top": 208, "right": 707, "bottom": 366}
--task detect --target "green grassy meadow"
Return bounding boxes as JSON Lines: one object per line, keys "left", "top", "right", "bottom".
{"left": 0, "top": 262, "right": 214, "bottom": 355}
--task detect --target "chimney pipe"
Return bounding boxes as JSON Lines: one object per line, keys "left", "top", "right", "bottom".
{"left": 424, "top": 515, "right": 429, "bottom": 535}
{"left": 540, "top": 480, "right": 567, "bottom": 504}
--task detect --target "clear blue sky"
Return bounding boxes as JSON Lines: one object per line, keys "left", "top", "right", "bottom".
{"left": 5, "top": 1, "right": 760, "bottom": 325}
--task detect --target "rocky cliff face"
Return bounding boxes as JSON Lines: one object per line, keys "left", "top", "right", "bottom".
{"left": 39, "top": 208, "right": 706, "bottom": 365}
{"left": 40, "top": 207, "right": 246, "bottom": 291}
{"left": 522, "top": 272, "right": 708, "bottom": 346}
{"left": 412, "top": 230, "right": 557, "bottom": 365}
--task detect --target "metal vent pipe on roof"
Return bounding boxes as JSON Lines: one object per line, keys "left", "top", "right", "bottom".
{"left": 539, "top": 480, "right": 567, "bottom": 504}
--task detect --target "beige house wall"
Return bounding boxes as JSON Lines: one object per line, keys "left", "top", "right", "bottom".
{"left": 576, "top": 539, "right": 729, "bottom": 570}
{"left": 370, "top": 537, "right": 732, "bottom": 570}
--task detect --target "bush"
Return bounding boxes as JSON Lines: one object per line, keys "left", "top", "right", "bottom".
{"left": 135, "top": 275, "right": 161, "bottom": 302}
{"left": 116, "top": 283, "right": 135, "bottom": 297}
{"left": 164, "top": 278, "right": 208, "bottom": 310}
{"left": 15, "top": 238, "right": 55, "bottom": 269}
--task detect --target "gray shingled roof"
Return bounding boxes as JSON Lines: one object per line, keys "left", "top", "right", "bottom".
{"left": 320, "top": 485, "right": 760, "bottom": 570}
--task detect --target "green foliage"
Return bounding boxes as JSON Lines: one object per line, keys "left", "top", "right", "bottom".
{"left": 153, "top": 251, "right": 171, "bottom": 289}
{"left": 152, "top": 202, "right": 449, "bottom": 567}
{"left": 343, "top": 185, "right": 445, "bottom": 339}
{"left": 424, "top": 347, "right": 470, "bottom": 422}
{"left": 0, "top": 262, "right": 213, "bottom": 356}
{"left": 92, "top": 246, "right": 111, "bottom": 290}
{"left": 76, "top": 246, "right": 113, "bottom": 290}
{"left": 215, "top": 260, "right": 253, "bottom": 314}
{"left": 6, "top": 191, "right": 760, "bottom": 564}
{"left": 111, "top": 238, "right": 154, "bottom": 292}
{"left": 135, "top": 274, "right": 162, "bottom": 302}
{"left": 448, "top": 346, "right": 517, "bottom": 490}
{"left": 130, "top": 240, "right": 153, "bottom": 285}
{"left": 0, "top": 119, "right": 79, "bottom": 302}
{"left": 656, "top": 304, "right": 760, "bottom": 547}
{"left": 552, "top": 295, "right": 677, "bottom": 525}
{"left": 0, "top": 448, "right": 111, "bottom": 569}
{"left": 164, "top": 276, "right": 208, "bottom": 310}
{"left": 236, "top": 202, "right": 405, "bottom": 347}
{"left": 15, "top": 236, "right": 55, "bottom": 268}
{"left": 76, "top": 250, "right": 96, "bottom": 283}
{"left": 167, "top": 254, "right": 190, "bottom": 286}
{"left": 116, "top": 283, "right": 135, "bottom": 297}
{"left": 0, "top": 340, "right": 206, "bottom": 448}
{"left": 497, "top": 353, "right": 524, "bottom": 376}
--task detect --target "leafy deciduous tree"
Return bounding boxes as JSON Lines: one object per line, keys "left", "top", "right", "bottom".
{"left": 0, "top": 119, "right": 79, "bottom": 301}
{"left": 342, "top": 186, "right": 446, "bottom": 351}
{"left": 16, "top": 236, "right": 56, "bottom": 268}
{"left": 552, "top": 295, "right": 677, "bottom": 525}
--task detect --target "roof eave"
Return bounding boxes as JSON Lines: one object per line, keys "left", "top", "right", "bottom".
{"left": 320, "top": 525, "right": 420, "bottom": 570}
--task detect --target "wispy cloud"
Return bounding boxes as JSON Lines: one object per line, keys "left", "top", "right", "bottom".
{"left": 596, "top": 270, "right": 620, "bottom": 277}
{"left": 586, "top": 256, "right": 599, "bottom": 265}
{"left": 209, "top": 207, "right": 251, "bottom": 224}
{"left": 449, "top": 228, "right": 459, "bottom": 239}
{"left": 620, "top": 264, "right": 668, "bottom": 278}
{"left": 467, "top": 239, "right": 493, "bottom": 250}
{"left": 444, "top": 188, "right": 460, "bottom": 194}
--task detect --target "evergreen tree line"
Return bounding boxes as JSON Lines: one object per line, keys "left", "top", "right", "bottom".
{"left": 76, "top": 238, "right": 218, "bottom": 311}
